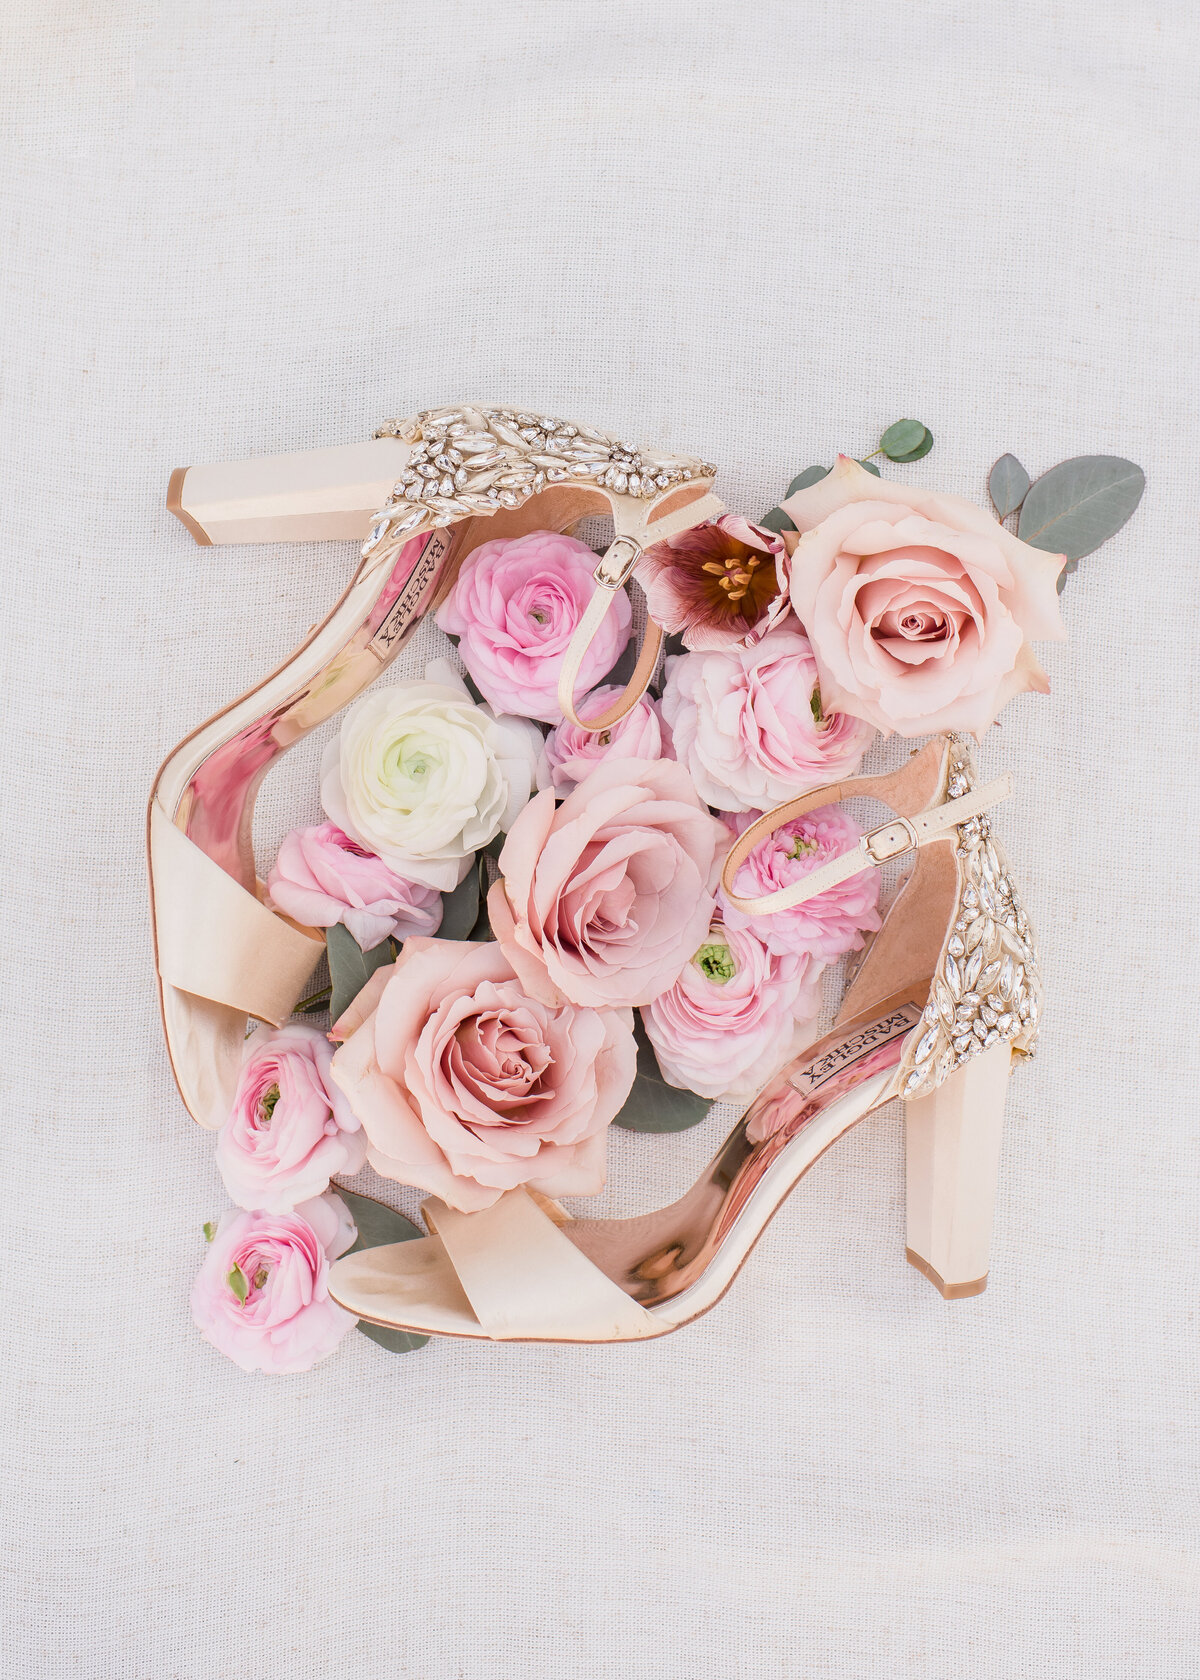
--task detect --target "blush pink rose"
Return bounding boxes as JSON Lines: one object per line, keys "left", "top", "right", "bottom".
{"left": 436, "top": 530, "right": 632, "bottom": 723}
{"left": 488, "top": 757, "right": 729, "bottom": 1009}
{"left": 267, "top": 822, "right": 443, "bottom": 951}
{"left": 720, "top": 804, "right": 882, "bottom": 961}
{"left": 643, "top": 921, "right": 824, "bottom": 1101}
{"left": 330, "top": 940, "right": 637, "bottom": 1213}
{"left": 215, "top": 1024, "right": 366, "bottom": 1213}
{"left": 781, "top": 455, "right": 1067, "bottom": 737}
{"left": 190, "top": 1193, "right": 357, "bottom": 1374}
{"left": 636, "top": 515, "right": 791, "bottom": 651}
{"left": 536, "top": 687, "right": 672, "bottom": 795}
{"left": 661, "top": 627, "right": 876, "bottom": 813}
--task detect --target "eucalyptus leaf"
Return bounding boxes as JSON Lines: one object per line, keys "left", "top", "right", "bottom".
{"left": 327, "top": 924, "right": 395, "bottom": 1025}
{"left": 436, "top": 866, "right": 480, "bottom": 941}
{"left": 857, "top": 458, "right": 882, "bottom": 477}
{"left": 888, "top": 428, "right": 934, "bottom": 462}
{"left": 1017, "top": 455, "right": 1145, "bottom": 561}
{"left": 880, "top": 419, "right": 928, "bottom": 460}
{"left": 613, "top": 1017, "right": 713, "bottom": 1133}
{"left": 468, "top": 855, "right": 496, "bottom": 942}
{"left": 784, "top": 465, "right": 831, "bottom": 497}
{"left": 988, "top": 453, "right": 1030, "bottom": 520}
{"left": 295, "top": 983, "right": 332, "bottom": 1016}
{"left": 335, "top": 1184, "right": 430, "bottom": 1354}
{"left": 758, "top": 506, "right": 796, "bottom": 534}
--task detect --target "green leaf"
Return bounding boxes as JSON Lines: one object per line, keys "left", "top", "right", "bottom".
{"left": 327, "top": 924, "right": 395, "bottom": 1026}
{"left": 988, "top": 453, "right": 1031, "bottom": 520}
{"left": 784, "top": 465, "right": 831, "bottom": 497}
{"left": 612, "top": 1017, "right": 713, "bottom": 1133}
{"left": 856, "top": 458, "right": 882, "bottom": 477}
{"left": 1017, "top": 455, "right": 1145, "bottom": 562}
{"left": 758, "top": 506, "right": 796, "bottom": 534}
{"left": 468, "top": 856, "right": 496, "bottom": 941}
{"left": 334, "top": 1185, "right": 431, "bottom": 1354}
{"left": 880, "top": 419, "right": 928, "bottom": 460}
{"left": 227, "top": 1264, "right": 248, "bottom": 1304}
{"left": 437, "top": 866, "right": 480, "bottom": 941}
{"left": 295, "top": 983, "right": 332, "bottom": 1016}
{"left": 202, "top": 1221, "right": 216, "bottom": 1242}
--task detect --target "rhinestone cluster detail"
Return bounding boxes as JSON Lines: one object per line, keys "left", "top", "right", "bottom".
{"left": 363, "top": 406, "right": 716, "bottom": 558}
{"left": 899, "top": 738, "right": 1043, "bottom": 1100}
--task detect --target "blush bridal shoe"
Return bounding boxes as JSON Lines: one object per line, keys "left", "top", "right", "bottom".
{"left": 149, "top": 406, "right": 722, "bottom": 1129}
{"left": 326, "top": 734, "right": 1043, "bottom": 1341}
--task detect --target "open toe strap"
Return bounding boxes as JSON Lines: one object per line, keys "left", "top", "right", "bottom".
{"left": 422, "top": 1189, "right": 661, "bottom": 1341}
{"left": 150, "top": 802, "right": 324, "bottom": 1026}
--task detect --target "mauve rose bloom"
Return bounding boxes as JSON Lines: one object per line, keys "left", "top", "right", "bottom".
{"left": 637, "top": 515, "right": 790, "bottom": 651}
{"left": 190, "top": 1193, "right": 357, "bottom": 1374}
{"left": 488, "top": 757, "right": 729, "bottom": 1010}
{"left": 720, "top": 804, "right": 882, "bottom": 961}
{"left": 330, "top": 940, "right": 637, "bottom": 1213}
{"left": 781, "top": 456, "right": 1067, "bottom": 737}
{"left": 215, "top": 1024, "right": 366, "bottom": 1213}
{"left": 436, "top": 530, "right": 632, "bottom": 723}
{"left": 643, "top": 921, "right": 824, "bottom": 1102}
{"left": 267, "top": 822, "right": 442, "bottom": 951}
{"left": 661, "top": 627, "right": 876, "bottom": 813}
{"left": 536, "top": 687, "right": 671, "bottom": 796}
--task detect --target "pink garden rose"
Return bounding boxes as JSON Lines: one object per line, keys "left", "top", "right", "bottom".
{"left": 781, "top": 455, "right": 1067, "bottom": 737}
{"left": 215, "top": 1025, "right": 366, "bottom": 1213}
{"left": 661, "top": 627, "right": 876, "bottom": 813}
{"left": 643, "top": 921, "right": 823, "bottom": 1101}
{"left": 720, "top": 804, "right": 882, "bottom": 961}
{"left": 636, "top": 515, "right": 790, "bottom": 651}
{"left": 330, "top": 940, "right": 637, "bottom": 1213}
{"left": 267, "top": 822, "right": 442, "bottom": 951}
{"left": 488, "top": 757, "right": 728, "bottom": 1009}
{"left": 190, "top": 1193, "right": 357, "bottom": 1374}
{"left": 436, "top": 530, "right": 632, "bottom": 723}
{"left": 536, "top": 686, "right": 671, "bottom": 795}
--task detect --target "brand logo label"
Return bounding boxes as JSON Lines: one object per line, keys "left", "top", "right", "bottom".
{"left": 787, "top": 1003, "right": 922, "bottom": 1096}
{"left": 369, "top": 529, "right": 450, "bottom": 657}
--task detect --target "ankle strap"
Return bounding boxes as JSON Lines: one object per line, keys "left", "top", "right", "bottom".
{"left": 720, "top": 771, "right": 1014, "bottom": 916}
{"left": 557, "top": 490, "right": 725, "bottom": 731}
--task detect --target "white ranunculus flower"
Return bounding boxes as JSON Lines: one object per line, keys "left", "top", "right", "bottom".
{"left": 320, "top": 660, "right": 542, "bottom": 891}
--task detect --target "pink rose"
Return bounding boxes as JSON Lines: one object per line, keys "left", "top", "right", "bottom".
{"left": 215, "top": 1024, "right": 366, "bottom": 1213}
{"left": 661, "top": 627, "right": 876, "bottom": 813}
{"left": 720, "top": 804, "right": 882, "bottom": 961}
{"left": 435, "top": 530, "right": 632, "bottom": 723}
{"left": 636, "top": 515, "right": 791, "bottom": 651}
{"left": 643, "top": 921, "right": 823, "bottom": 1101}
{"left": 488, "top": 757, "right": 728, "bottom": 1009}
{"left": 536, "top": 686, "right": 672, "bottom": 796}
{"left": 781, "top": 455, "right": 1067, "bottom": 737}
{"left": 267, "top": 822, "right": 443, "bottom": 951}
{"left": 330, "top": 940, "right": 636, "bottom": 1213}
{"left": 190, "top": 1193, "right": 357, "bottom": 1374}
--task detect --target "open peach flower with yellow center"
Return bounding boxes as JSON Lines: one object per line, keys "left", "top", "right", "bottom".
{"left": 636, "top": 515, "right": 790, "bottom": 652}
{"left": 780, "top": 457, "right": 1067, "bottom": 737}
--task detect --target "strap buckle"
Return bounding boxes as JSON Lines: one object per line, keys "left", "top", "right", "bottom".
{"left": 594, "top": 535, "right": 642, "bottom": 590}
{"left": 862, "top": 816, "right": 919, "bottom": 865}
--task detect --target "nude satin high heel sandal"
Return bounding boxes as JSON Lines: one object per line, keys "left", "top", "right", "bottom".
{"left": 325, "top": 734, "right": 1042, "bottom": 1340}
{"left": 149, "top": 406, "right": 722, "bottom": 1129}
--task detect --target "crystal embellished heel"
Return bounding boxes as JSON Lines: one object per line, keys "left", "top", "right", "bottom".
{"left": 326, "top": 735, "right": 1043, "bottom": 1341}
{"left": 151, "top": 406, "right": 721, "bottom": 1128}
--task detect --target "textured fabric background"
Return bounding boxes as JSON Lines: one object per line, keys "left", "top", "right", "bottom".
{"left": 2, "top": 3, "right": 1198, "bottom": 1676}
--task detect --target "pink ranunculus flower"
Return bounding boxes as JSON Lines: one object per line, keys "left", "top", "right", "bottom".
{"left": 190, "top": 1193, "right": 357, "bottom": 1374}
{"left": 536, "top": 686, "right": 672, "bottom": 796}
{"left": 488, "top": 757, "right": 729, "bottom": 1010}
{"left": 643, "top": 920, "right": 824, "bottom": 1102}
{"left": 215, "top": 1024, "right": 366, "bottom": 1213}
{"left": 435, "top": 530, "right": 633, "bottom": 724}
{"left": 267, "top": 822, "right": 443, "bottom": 951}
{"left": 330, "top": 940, "right": 637, "bottom": 1213}
{"left": 780, "top": 455, "right": 1067, "bottom": 737}
{"left": 637, "top": 515, "right": 791, "bottom": 651}
{"left": 720, "top": 804, "right": 882, "bottom": 961}
{"left": 660, "top": 627, "right": 876, "bottom": 813}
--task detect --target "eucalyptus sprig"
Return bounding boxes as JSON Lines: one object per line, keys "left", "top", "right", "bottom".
{"left": 760, "top": 418, "right": 933, "bottom": 533}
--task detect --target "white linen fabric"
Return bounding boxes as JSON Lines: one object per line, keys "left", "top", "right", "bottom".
{"left": 2, "top": 2, "right": 1198, "bottom": 1675}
